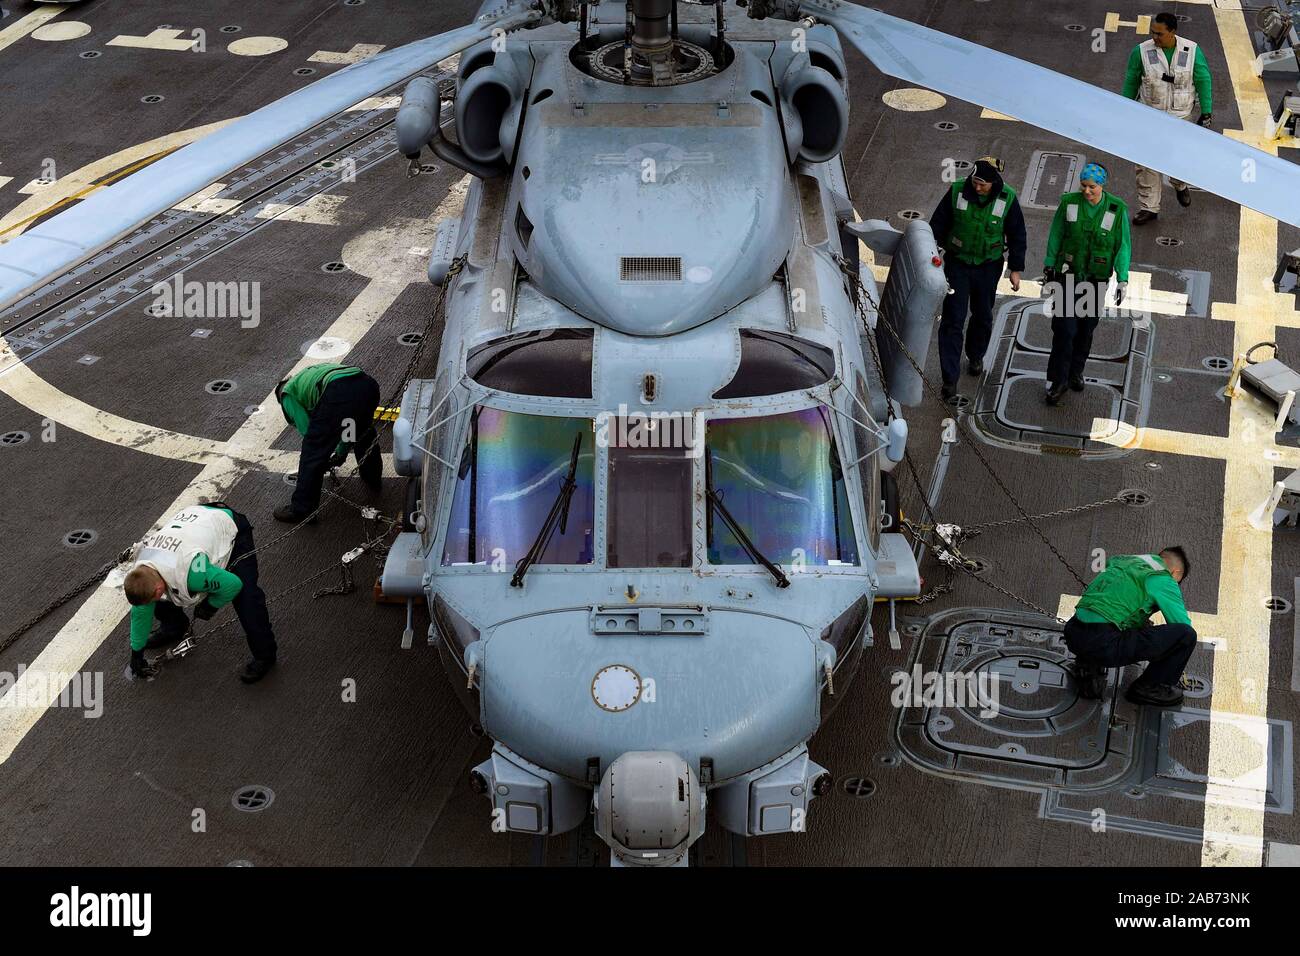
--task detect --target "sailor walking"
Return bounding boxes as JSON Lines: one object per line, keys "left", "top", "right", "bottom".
{"left": 1123, "top": 11, "right": 1213, "bottom": 225}
{"left": 1041, "top": 163, "right": 1131, "bottom": 405}
{"left": 929, "top": 156, "right": 1027, "bottom": 402}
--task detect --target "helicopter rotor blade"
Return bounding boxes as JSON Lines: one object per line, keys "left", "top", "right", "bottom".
{"left": 0, "top": 5, "right": 539, "bottom": 312}
{"left": 802, "top": 1, "right": 1300, "bottom": 228}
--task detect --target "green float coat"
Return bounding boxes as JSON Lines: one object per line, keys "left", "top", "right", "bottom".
{"left": 945, "top": 180, "right": 1017, "bottom": 265}
{"left": 1075, "top": 553, "right": 1191, "bottom": 629}
{"left": 1044, "top": 191, "right": 1131, "bottom": 282}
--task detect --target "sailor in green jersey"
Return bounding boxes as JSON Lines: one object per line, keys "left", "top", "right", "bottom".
{"left": 1123, "top": 11, "right": 1214, "bottom": 224}
{"left": 123, "top": 503, "right": 277, "bottom": 684}
{"left": 1041, "top": 162, "right": 1131, "bottom": 406}
{"left": 274, "top": 362, "right": 383, "bottom": 524}
{"left": 928, "top": 156, "right": 1027, "bottom": 402}
{"left": 1063, "top": 546, "right": 1196, "bottom": 707}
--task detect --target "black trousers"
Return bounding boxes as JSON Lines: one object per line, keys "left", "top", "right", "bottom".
{"left": 154, "top": 509, "right": 277, "bottom": 662}
{"left": 153, "top": 598, "right": 190, "bottom": 639}
{"left": 1063, "top": 615, "right": 1197, "bottom": 688}
{"left": 938, "top": 258, "right": 1004, "bottom": 386}
{"left": 1046, "top": 278, "right": 1108, "bottom": 388}
{"left": 291, "top": 372, "right": 383, "bottom": 514}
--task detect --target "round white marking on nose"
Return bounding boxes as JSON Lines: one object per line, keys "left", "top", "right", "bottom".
{"left": 591, "top": 665, "right": 642, "bottom": 712}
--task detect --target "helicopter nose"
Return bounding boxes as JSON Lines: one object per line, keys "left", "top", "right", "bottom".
{"left": 478, "top": 607, "right": 819, "bottom": 784}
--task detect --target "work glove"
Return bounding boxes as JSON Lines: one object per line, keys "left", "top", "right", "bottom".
{"left": 1042, "top": 267, "right": 1060, "bottom": 288}
{"left": 1115, "top": 281, "right": 1128, "bottom": 306}
{"left": 327, "top": 449, "right": 348, "bottom": 470}
{"left": 1197, "top": 112, "right": 1212, "bottom": 129}
{"left": 129, "top": 649, "right": 157, "bottom": 680}
{"left": 193, "top": 599, "right": 218, "bottom": 621}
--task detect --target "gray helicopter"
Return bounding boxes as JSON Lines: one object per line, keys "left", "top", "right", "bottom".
{"left": 3, "top": 0, "right": 1299, "bottom": 867}
{"left": 382, "top": 0, "right": 936, "bottom": 866}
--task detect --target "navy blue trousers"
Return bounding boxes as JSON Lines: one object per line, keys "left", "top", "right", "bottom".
{"left": 938, "top": 258, "right": 1004, "bottom": 386}
{"left": 291, "top": 373, "right": 383, "bottom": 514}
{"left": 1063, "top": 616, "right": 1197, "bottom": 688}
{"left": 1046, "top": 278, "right": 1108, "bottom": 388}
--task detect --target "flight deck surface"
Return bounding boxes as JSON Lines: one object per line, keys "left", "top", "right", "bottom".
{"left": 0, "top": 0, "right": 1295, "bottom": 868}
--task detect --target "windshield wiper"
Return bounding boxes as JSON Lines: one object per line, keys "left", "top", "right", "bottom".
{"left": 705, "top": 445, "right": 790, "bottom": 589}
{"left": 510, "top": 431, "right": 584, "bottom": 587}
{"left": 456, "top": 407, "right": 482, "bottom": 562}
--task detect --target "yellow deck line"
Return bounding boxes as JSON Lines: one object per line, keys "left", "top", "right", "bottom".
{"left": 0, "top": 148, "right": 179, "bottom": 240}
{"left": 0, "top": 4, "right": 67, "bottom": 56}
{"left": 0, "top": 121, "right": 235, "bottom": 240}
{"left": 1076, "top": 3, "right": 1287, "bottom": 868}
{"left": 0, "top": 275, "right": 412, "bottom": 765}
{"left": 1188, "top": 6, "right": 1290, "bottom": 868}
{"left": 0, "top": 0, "right": 1285, "bottom": 861}
{"left": 0, "top": 180, "right": 472, "bottom": 765}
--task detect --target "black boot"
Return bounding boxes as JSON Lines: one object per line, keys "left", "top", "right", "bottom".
{"left": 941, "top": 381, "right": 957, "bottom": 402}
{"left": 1133, "top": 210, "right": 1158, "bottom": 226}
{"left": 273, "top": 505, "right": 317, "bottom": 525}
{"left": 239, "top": 658, "right": 276, "bottom": 684}
{"left": 1069, "top": 373, "right": 1086, "bottom": 392}
{"left": 966, "top": 359, "right": 984, "bottom": 377}
{"left": 1176, "top": 186, "right": 1191, "bottom": 208}
{"left": 1073, "top": 660, "right": 1108, "bottom": 700}
{"left": 1045, "top": 382, "right": 1068, "bottom": 406}
{"left": 1125, "top": 682, "right": 1184, "bottom": 707}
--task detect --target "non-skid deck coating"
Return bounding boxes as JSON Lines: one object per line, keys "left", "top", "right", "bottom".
{"left": 0, "top": 0, "right": 1296, "bottom": 867}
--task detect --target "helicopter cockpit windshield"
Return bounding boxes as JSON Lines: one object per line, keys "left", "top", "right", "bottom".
{"left": 705, "top": 406, "right": 859, "bottom": 569}
{"left": 436, "top": 395, "right": 866, "bottom": 577}
{"left": 440, "top": 407, "right": 596, "bottom": 568}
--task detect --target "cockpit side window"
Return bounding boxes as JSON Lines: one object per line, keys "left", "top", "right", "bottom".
{"left": 853, "top": 372, "right": 882, "bottom": 553}
{"left": 421, "top": 372, "right": 460, "bottom": 551}
{"left": 441, "top": 408, "right": 596, "bottom": 568}
{"left": 712, "top": 330, "right": 835, "bottom": 399}
{"left": 467, "top": 329, "right": 594, "bottom": 398}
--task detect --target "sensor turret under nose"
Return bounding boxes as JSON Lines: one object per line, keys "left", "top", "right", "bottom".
{"left": 594, "top": 751, "right": 705, "bottom": 866}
